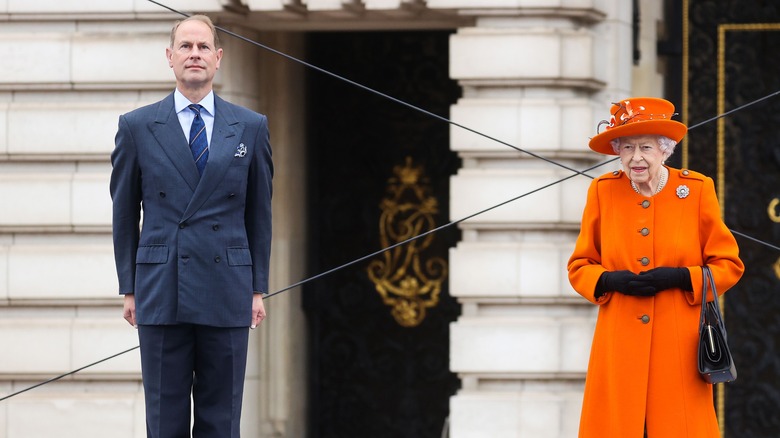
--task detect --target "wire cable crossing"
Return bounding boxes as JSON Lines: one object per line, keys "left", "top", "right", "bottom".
{"left": 2, "top": 0, "right": 778, "bottom": 403}
{"left": 147, "top": 0, "right": 779, "bottom": 251}
{"left": 0, "top": 346, "right": 140, "bottom": 402}
{"left": 146, "top": 0, "right": 596, "bottom": 179}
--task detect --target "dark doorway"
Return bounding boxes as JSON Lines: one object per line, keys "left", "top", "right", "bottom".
{"left": 303, "top": 31, "right": 462, "bottom": 438}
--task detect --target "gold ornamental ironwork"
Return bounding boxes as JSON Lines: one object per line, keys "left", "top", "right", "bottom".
{"left": 367, "top": 157, "right": 448, "bottom": 327}
{"left": 768, "top": 198, "right": 780, "bottom": 223}
{"left": 774, "top": 257, "right": 780, "bottom": 280}
{"left": 768, "top": 199, "right": 780, "bottom": 279}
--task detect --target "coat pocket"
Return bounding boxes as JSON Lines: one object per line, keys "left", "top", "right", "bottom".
{"left": 226, "top": 247, "right": 253, "bottom": 266}
{"left": 136, "top": 244, "right": 169, "bottom": 264}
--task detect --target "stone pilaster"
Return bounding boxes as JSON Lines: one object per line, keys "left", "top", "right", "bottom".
{"left": 436, "top": 1, "right": 636, "bottom": 436}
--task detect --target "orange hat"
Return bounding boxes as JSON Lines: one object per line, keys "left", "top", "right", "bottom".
{"left": 588, "top": 97, "right": 688, "bottom": 155}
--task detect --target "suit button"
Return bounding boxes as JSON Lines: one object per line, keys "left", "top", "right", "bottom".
{"left": 641, "top": 200, "right": 651, "bottom": 208}
{"left": 640, "top": 227, "right": 650, "bottom": 236}
{"left": 212, "top": 224, "right": 220, "bottom": 231}
{"left": 640, "top": 257, "right": 650, "bottom": 266}
{"left": 179, "top": 223, "right": 186, "bottom": 229}
{"left": 640, "top": 315, "right": 650, "bottom": 324}
{"left": 228, "top": 193, "right": 236, "bottom": 199}
{"left": 214, "top": 256, "right": 221, "bottom": 263}
{"left": 159, "top": 192, "right": 166, "bottom": 198}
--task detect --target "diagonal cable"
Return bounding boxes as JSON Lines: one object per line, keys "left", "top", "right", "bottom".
{"left": 0, "top": 346, "right": 140, "bottom": 402}
{"left": 147, "top": 0, "right": 597, "bottom": 179}
{"left": 146, "top": 0, "right": 780, "bottom": 252}
{"left": 267, "top": 158, "right": 608, "bottom": 298}
{"left": 272, "top": 99, "right": 780, "bottom": 298}
{"left": 730, "top": 230, "right": 780, "bottom": 252}
{"left": 0, "top": 157, "right": 601, "bottom": 403}
{"left": 687, "top": 90, "right": 780, "bottom": 130}
{"left": 3, "top": 1, "right": 779, "bottom": 403}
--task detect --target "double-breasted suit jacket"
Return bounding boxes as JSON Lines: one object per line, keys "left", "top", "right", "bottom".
{"left": 111, "top": 92, "right": 273, "bottom": 328}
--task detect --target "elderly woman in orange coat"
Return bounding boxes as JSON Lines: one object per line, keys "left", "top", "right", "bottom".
{"left": 568, "top": 97, "right": 744, "bottom": 437}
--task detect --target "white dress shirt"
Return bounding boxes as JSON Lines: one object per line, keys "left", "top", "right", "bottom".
{"left": 174, "top": 88, "right": 215, "bottom": 146}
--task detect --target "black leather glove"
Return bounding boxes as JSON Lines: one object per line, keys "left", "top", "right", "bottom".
{"left": 595, "top": 270, "right": 656, "bottom": 298}
{"left": 638, "top": 267, "right": 693, "bottom": 292}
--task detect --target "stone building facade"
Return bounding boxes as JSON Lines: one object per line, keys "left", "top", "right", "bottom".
{"left": 0, "top": 1, "right": 666, "bottom": 437}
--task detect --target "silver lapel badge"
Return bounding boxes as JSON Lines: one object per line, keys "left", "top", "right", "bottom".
{"left": 235, "top": 143, "right": 247, "bottom": 158}
{"left": 676, "top": 185, "right": 690, "bottom": 199}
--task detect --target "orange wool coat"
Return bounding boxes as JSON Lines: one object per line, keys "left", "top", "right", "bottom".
{"left": 568, "top": 167, "right": 744, "bottom": 438}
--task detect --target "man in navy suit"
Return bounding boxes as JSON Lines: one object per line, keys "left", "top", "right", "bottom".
{"left": 110, "top": 14, "right": 272, "bottom": 438}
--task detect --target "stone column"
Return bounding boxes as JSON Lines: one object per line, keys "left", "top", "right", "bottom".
{"left": 429, "top": 1, "right": 636, "bottom": 437}
{"left": 218, "top": 28, "right": 309, "bottom": 437}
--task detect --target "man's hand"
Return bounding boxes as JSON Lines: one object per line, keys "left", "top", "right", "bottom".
{"left": 251, "top": 294, "right": 266, "bottom": 329}
{"left": 123, "top": 294, "right": 137, "bottom": 328}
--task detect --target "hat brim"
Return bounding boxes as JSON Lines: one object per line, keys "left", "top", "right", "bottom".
{"left": 588, "top": 120, "right": 688, "bottom": 155}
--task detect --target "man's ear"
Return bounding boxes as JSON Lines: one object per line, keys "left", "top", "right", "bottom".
{"left": 215, "top": 47, "right": 223, "bottom": 70}
{"left": 166, "top": 47, "right": 173, "bottom": 68}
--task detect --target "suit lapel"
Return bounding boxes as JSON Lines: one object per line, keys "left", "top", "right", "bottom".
{"left": 149, "top": 93, "right": 200, "bottom": 192}
{"left": 181, "top": 95, "right": 244, "bottom": 221}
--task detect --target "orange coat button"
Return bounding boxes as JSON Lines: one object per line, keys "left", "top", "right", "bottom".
{"left": 640, "top": 257, "right": 650, "bottom": 266}
{"left": 641, "top": 315, "right": 650, "bottom": 324}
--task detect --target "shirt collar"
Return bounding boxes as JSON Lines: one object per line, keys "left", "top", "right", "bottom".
{"left": 174, "top": 89, "right": 215, "bottom": 117}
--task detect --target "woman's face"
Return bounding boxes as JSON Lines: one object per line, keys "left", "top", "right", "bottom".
{"left": 617, "top": 135, "right": 665, "bottom": 185}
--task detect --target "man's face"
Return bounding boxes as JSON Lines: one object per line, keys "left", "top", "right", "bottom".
{"left": 166, "top": 20, "right": 222, "bottom": 90}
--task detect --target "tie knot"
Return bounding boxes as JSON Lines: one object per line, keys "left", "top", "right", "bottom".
{"left": 188, "top": 104, "right": 203, "bottom": 116}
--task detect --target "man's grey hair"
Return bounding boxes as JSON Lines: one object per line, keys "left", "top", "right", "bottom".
{"left": 170, "top": 14, "right": 220, "bottom": 49}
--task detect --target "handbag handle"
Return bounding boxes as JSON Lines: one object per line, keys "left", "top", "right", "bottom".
{"left": 699, "top": 266, "right": 727, "bottom": 335}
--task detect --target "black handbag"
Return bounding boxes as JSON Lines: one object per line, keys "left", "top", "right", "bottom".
{"left": 697, "top": 266, "right": 737, "bottom": 383}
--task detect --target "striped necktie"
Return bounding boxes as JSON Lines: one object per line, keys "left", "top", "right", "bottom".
{"left": 188, "top": 104, "right": 209, "bottom": 175}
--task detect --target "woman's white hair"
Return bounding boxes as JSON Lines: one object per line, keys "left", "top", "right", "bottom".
{"left": 610, "top": 135, "right": 678, "bottom": 159}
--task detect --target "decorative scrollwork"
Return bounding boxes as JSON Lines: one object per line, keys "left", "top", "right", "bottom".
{"left": 768, "top": 198, "right": 780, "bottom": 223}
{"left": 367, "top": 157, "right": 448, "bottom": 327}
{"left": 773, "top": 257, "right": 780, "bottom": 280}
